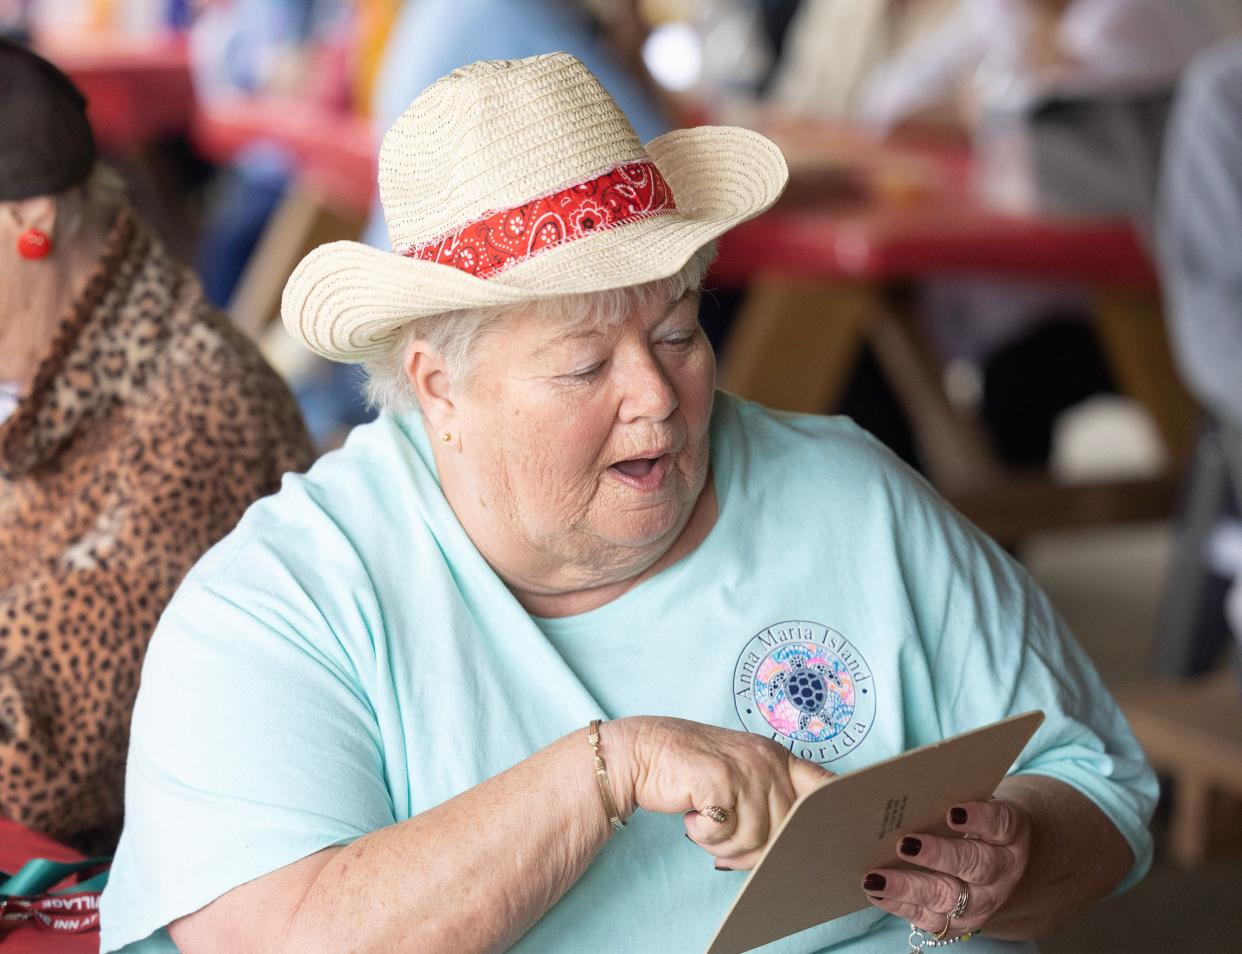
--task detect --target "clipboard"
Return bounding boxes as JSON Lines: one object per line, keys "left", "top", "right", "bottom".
{"left": 705, "top": 711, "right": 1045, "bottom": 954}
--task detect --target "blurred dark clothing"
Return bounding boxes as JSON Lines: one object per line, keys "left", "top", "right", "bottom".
{"left": 756, "top": 0, "right": 805, "bottom": 92}
{"left": 981, "top": 317, "right": 1115, "bottom": 467}
{"left": 197, "top": 147, "right": 291, "bottom": 308}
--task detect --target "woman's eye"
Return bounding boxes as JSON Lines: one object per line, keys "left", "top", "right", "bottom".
{"left": 663, "top": 331, "right": 696, "bottom": 348}
{"left": 563, "top": 362, "right": 603, "bottom": 380}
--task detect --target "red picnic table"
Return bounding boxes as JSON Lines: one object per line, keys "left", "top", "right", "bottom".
{"left": 714, "top": 190, "right": 1158, "bottom": 289}
{"left": 711, "top": 120, "right": 1159, "bottom": 290}
{"left": 709, "top": 120, "right": 1192, "bottom": 539}
{"left": 38, "top": 33, "right": 196, "bottom": 153}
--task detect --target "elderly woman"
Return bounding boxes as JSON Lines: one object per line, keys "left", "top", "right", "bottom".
{"left": 101, "top": 54, "right": 1154, "bottom": 954}
{"left": 0, "top": 40, "right": 314, "bottom": 852}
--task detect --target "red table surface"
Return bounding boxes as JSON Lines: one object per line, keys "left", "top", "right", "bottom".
{"left": 710, "top": 117, "right": 1157, "bottom": 290}
{"left": 713, "top": 199, "right": 1158, "bottom": 289}
{"left": 38, "top": 34, "right": 196, "bottom": 153}
{"left": 192, "top": 97, "right": 378, "bottom": 214}
{"left": 0, "top": 818, "right": 100, "bottom": 954}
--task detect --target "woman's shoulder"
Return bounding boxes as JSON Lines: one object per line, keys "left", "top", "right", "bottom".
{"left": 182, "top": 414, "right": 433, "bottom": 591}
{"left": 721, "top": 392, "right": 911, "bottom": 483}
{"left": 719, "top": 392, "right": 954, "bottom": 533}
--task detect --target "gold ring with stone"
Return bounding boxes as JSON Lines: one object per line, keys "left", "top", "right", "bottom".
{"left": 701, "top": 805, "right": 731, "bottom": 824}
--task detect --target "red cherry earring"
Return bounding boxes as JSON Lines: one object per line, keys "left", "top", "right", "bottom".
{"left": 17, "top": 228, "right": 53, "bottom": 260}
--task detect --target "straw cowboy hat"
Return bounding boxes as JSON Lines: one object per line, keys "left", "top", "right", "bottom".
{"left": 281, "top": 52, "right": 789, "bottom": 362}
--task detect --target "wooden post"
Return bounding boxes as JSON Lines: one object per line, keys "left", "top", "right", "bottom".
{"left": 718, "top": 276, "right": 878, "bottom": 414}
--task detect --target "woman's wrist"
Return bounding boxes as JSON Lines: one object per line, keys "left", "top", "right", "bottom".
{"left": 595, "top": 716, "right": 644, "bottom": 822}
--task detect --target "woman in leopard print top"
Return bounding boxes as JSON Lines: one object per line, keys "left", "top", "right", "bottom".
{"left": 0, "top": 40, "right": 315, "bottom": 852}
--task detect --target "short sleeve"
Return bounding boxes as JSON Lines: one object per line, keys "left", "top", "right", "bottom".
{"left": 884, "top": 461, "right": 1158, "bottom": 896}
{"left": 99, "top": 536, "right": 396, "bottom": 953}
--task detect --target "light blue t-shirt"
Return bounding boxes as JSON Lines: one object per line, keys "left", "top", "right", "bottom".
{"left": 100, "top": 393, "right": 1156, "bottom": 953}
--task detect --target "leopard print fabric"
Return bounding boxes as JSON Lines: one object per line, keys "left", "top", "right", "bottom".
{"left": 0, "top": 207, "right": 315, "bottom": 852}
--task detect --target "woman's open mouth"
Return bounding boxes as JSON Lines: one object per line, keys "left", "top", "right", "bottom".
{"left": 608, "top": 453, "right": 672, "bottom": 492}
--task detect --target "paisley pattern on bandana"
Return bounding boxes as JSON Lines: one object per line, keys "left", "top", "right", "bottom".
{"left": 404, "top": 160, "right": 677, "bottom": 279}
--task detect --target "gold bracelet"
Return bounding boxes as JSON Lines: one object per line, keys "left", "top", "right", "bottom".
{"left": 588, "top": 719, "right": 626, "bottom": 832}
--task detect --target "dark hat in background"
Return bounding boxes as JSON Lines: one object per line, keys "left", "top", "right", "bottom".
{"left": 0, "top": 38, "right": 96, "bottom": 202}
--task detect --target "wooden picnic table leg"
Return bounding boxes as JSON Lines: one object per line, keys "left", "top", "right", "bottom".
{"left": 717, "top": 275, "right": 877, "bottom": 414}
{"left": 865, "top": 296, "right": 1006, "bottom": 496}
{"left": 718, "top": 275, "right": 1181, "bottom": 545}
{"left": 1170, "top": 772, "right": 1213, "bottom": 868}
{"left": 718, "top": 273, "right": 1006, "bottom": 494}
{"left": 853, "top": 296, "right": 1161, "bottom": 545}
{"left": 229, "top": 183, "right": 367, "bottom": 341}
{"left": 1090, "top": 288, "right": 1200, "bottom": 467}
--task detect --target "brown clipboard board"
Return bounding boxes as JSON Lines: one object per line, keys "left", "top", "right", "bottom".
{"left": 705, "top": 710, "right": 1045, "bottom": 954}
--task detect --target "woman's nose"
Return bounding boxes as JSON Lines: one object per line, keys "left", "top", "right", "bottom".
{"left": 618, "top": 347, "right": 679, "bottom": 423}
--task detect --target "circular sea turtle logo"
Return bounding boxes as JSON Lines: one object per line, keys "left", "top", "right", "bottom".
{"left": 733, "top": 620, "right": 876, "bottom": 764}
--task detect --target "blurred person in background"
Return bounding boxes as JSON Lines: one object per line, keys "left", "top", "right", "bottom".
{"left": 1159, "top": 38, "right": 1242, "bottom": 438}
{"left": 0, "top": 0, "right": 30, "bottom": 40}
{"left": 0, "top": 40, "right": 315, "bottom": 852}
{"left": 1157, "top": 38, "right": 1242, "bottom": 662}
{"left": 101, "top": 53, "right": 1154, "bottom": 954}
{"left": 858, "top": 0, "right": 1218, "bottom": 135}
{"left": 189, "top": 0, "right": 365, "bottom": 309}
{"left": 774, "top": 0, "right": 1225, "bottom": 469}
{"left": 769, "top": 0, "right": 958, "bottom": 122}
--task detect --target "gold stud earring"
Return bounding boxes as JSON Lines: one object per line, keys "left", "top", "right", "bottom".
{"left": 441, "top": 432, "right": 452, "bottom": 443}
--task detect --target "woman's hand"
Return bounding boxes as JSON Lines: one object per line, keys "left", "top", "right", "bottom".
{"left": 861, "top": 799, "right": 1032, "bottom": 938}
{"left": 609, "top": 717, "right": 832, "bottom": 870}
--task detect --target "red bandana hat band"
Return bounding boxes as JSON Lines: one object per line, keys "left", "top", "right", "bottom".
{"left": 404, "top": 160, "right": 677, "bottom": 279}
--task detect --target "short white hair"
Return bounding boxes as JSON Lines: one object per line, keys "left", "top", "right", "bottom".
{"left": 362, "top": 242, "right": 717, "bottom": 415}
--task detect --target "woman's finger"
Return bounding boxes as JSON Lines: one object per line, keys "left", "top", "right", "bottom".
{"left": 787, "top": 756, "right": 833, "bottom": 797}
{"left": 684, "top": 799, "right": 738, "bottom": 846}
{"left": 895, "top": 832, "right": 1009, "bottom": 889}
{"left": 945, "top": 799, "right": 1027, "bottom": 847}
{"left": 687, "top": 784, "right": 769, "bottom": 855}
{"left": 863, "top": 894, "right": 947, "bottom": 935}
{"left": 723, "top": 784, "right": 777, "bottom": 856}
{"left": 711, "top": 845, "right": 765, "bottom": 871}
{"left": 686, "top": 752, "right": 822, "bottom": 864}
{"left": 862, "top": 867, "right": 966, "bottom": 915}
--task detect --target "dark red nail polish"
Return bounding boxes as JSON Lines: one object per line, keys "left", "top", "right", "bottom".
{"left": 715, "top": 864, "right": 732, "bottom": 872}
{"left": 900, "top": 836, "right": 922, "bottom": 856}
{"left": 863, "top": 873, "right": 886, "bottom": 892}
{"left": 950, "top": 807, "right": 968, "bottom": 825}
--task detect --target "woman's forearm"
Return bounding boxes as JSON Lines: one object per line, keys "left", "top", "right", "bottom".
{"left": 171, "top": 721, "right": 640, "bottom": 954}
{"left": 279, "top": 722, "right": 630, "bottom": 954}
{"left": 984, "top": 775, "right": 1134, "bottom": 940}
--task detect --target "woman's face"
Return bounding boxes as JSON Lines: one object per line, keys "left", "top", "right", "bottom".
{"left": 442, "top": 286, "right": 715, "bottom": 588}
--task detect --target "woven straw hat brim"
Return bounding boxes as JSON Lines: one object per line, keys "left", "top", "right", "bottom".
{"left": 282, "top": 125, "right": 788, "bottom": 362}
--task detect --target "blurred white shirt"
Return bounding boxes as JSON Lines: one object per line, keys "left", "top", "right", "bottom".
{"left": 860, "top": 0, "right": 1218, "bottom": 132}
{"left": 1059, "top": 0, "right": 1221, "bottom": 85}
{"left": 768, "top": 0, "right": 958, "bottom": 119}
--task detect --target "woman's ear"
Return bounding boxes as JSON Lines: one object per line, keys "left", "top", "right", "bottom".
{"left": 404, "top": 341, "right": 458, "bottom": 434}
